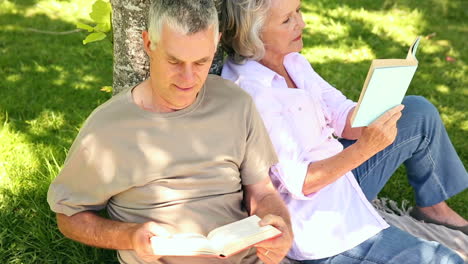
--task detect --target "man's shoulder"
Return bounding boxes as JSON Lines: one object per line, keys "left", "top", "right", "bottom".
{"left": 79, "top": 88, "right": 134, "bottom": 134}
{"left": 205, "top": 74, "right": 253, "bottom": 103}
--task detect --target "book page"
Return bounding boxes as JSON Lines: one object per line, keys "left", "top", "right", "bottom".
{"left": 407, "top": 36, "right": 421, "bottom": 60}
{"left": 150, "top": 233, "right": 218, "bottom": 256}
{"left": 207, "top": 215, "right": 282, "bottom": 257}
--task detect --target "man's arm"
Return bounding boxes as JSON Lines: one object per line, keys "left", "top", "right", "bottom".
{"left": 56, "top": 211, "right": 171, "bottom": 262}
{"left": 243, "top": 176, "right": 293, "bottom": 264}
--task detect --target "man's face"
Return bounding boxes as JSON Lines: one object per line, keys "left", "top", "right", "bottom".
{"left": 143, "top": 24, "right": 217, "bottom": 111}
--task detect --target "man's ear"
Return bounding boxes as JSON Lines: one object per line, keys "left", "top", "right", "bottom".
{"left": 218, "top": 32, "right": 222, "bottom": 43}
{"left": 142, "top": 31, "right": 152, "bottom": 56}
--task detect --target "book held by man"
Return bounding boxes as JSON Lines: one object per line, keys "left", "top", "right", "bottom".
{"left": 350, "top": 36, "right": 422, "bottom": 127}
{"left": 150, "top": 215, "right": 282, "bottom": 258}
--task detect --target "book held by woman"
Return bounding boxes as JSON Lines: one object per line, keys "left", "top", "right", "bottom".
{"left": 351, "top": 36, "right": 421, "bottom": 127}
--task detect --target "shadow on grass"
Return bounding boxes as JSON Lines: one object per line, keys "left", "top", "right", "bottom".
{"left": 0, "top": 10, "right": 117, "bottom": 264}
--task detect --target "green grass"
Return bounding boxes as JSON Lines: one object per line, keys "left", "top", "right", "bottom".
{"left": 0, "top": 0, "right": 466, "bottom": 263}
{"left": 0, "top": 0, "right": 115, "bottom": 262}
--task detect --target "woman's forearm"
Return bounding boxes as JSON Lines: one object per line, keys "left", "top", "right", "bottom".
{"left": 341, "top": 106, "right": 363, "bottom": 140}
{"left": 302, "top": 142, "right": 372, "bottom": 195}
{"left": 303, "top": 105, "right": 404, "bottom": 195}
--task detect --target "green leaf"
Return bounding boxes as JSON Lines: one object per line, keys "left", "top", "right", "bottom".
{"left": 90, "top": 0, "right": 111, "bottom": 25}
{"left": 83, "top": 32, "right": 106, "bottom": 45}
{"left": 76, "top": 22, "right": 94, "bottom": 32}
{"left": 94, "top": 22, "right": 111, "bottom": 33}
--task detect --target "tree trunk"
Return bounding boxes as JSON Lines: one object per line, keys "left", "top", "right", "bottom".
{"left": 110, "top": 0, "right": 151, "bottom": 94}
{"left": 110, "top": 0, "right": 224, "bottom": 94}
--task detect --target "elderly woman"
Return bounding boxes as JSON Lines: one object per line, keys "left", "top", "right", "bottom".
{"left": 220, "top": 0, "right": 467, "bottom": 263}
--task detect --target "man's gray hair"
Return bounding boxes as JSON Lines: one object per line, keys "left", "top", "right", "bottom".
{"left": 220, "top": 0, "right": 271, "bottom": 64}
{"left": 148, "top": 0, "right": 219, "bottom": 50}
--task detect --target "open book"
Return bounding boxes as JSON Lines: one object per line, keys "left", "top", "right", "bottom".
{"left": 350, "top": 36, "right": 421, "bottom": 127}
{"left": 150, "top": 215, "right": 282, "bottom": 258}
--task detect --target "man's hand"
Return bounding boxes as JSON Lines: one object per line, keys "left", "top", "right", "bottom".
{"left": 129, "top": 221, "right": 171, "bottom": 262}
{"left": 356, "top": 104, "right": 404, "bottom": 156}
{"left": 254, "top": 214, "right": 293, "bottom": 264}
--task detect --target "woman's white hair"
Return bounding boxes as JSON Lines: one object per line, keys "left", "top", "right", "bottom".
{"left": 220, "top": 0, "right": 271, "bottom": 64}
{"left": 148, "top": 0, "right": 219, "bottom": 50}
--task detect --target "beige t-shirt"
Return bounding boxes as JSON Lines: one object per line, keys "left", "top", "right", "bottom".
{"left": 47, "top": 75, "right": 278, "bottom": 264}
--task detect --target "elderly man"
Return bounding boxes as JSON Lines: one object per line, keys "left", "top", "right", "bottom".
{"left": 47, "top": 1, "right": 292, "bottom": 263}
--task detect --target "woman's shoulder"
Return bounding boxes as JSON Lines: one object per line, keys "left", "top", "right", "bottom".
{"left": 223, "top": 59, "right": 276, "bottom": 94}
{"left": 285, "top": 52, "right": 318, "bottom": 73}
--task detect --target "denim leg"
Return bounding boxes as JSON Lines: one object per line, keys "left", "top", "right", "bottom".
{"left": 299, "top": 226, "right": 463, "bottom": 264}
{"left": 339, "top": 96, "right": 468, "bottom": 206}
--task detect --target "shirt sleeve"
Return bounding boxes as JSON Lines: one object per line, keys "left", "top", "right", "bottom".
{"left": 297, "top": 54, "right": 356, "bottom": 138}
{"left": 243, "top": 84, "right": 315, "bottom": 200}
{"left": 239, "top": 97, "right": 279, "bottom": 186}
{"left": 313, "top": 70, "right": 356, "bottom": 137}
{"left": 266, "top": 118, "right": 315, "bottom": 200}
{"left": 47, "top": 133, "right": 126, "bottom": 216}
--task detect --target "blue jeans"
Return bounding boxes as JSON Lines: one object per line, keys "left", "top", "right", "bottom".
{"left": 300, "top": 226, "right": 462, "bottom": 264}
{"left": 301, "top": 96, "right": 467, "bottom": 263}
{"left": 342, "top": 96, "right": 468, "bottom": 207}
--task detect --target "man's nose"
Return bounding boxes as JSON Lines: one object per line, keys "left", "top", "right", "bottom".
{"left": 180, "top": 65, "right": 195, "bottom": 84}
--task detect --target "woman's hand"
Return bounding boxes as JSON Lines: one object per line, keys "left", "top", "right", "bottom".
{"left": 355, "top": 104, "right": 404, "bottom": 156}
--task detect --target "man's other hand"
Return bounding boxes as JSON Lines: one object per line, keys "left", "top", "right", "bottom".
{"left": 130, "top": 221, "right": 171, "bottom": 262}
{"left": 255, "top": 214, "right": 293, "bottom": 264}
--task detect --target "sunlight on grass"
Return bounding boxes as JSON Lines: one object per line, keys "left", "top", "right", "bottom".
{"left": 6, "top": 74, "right": 21, "bottom": 83}
{"left": 436, "top": 84, "right": 450, "bottom": 94}
{"left": 0, "top": 124, "right": 38, "bottom": 188}
{"left": 35, "top": 63, "right": 48, "bottom": 73}
{"left": 26, "top": 110, "right": 66, "bottom": 134}
{"left": 343, "top": 8, "right": 424, "bottom": 42}
{"left": 0, "top": 0, "right": 97, "bottom": 23}
{"left": 301, "top": 4, "right": 425, "bottom": 63}
{"left": 439, "top": 106, "right": 468, "bottom": 131}
{"left": 303, "top": 46, "right": 375, "bottom": 64}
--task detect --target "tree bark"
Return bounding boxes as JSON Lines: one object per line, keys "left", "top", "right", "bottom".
{"left": 110, "top": 0, "right": 150, "bottom": 94}
{"left": 110, "top": 0, "right": 224, "bottom": 94}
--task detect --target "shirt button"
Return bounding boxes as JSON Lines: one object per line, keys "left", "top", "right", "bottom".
{"left": 328, "top": 136, "right": 332, "bottom": 139}
{"left": 298, "top": 107, "right": 302, "bottom": 111}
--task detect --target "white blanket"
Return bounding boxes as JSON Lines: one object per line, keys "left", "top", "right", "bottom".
{"left": 280, "top": 198, "right": 468, "bottom": 264}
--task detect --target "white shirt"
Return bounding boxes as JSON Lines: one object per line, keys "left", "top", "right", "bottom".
{"left": 221, "top": 52, "right": 389, "bottom": 260}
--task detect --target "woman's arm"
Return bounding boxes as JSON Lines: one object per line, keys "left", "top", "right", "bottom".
{"left": 302, "top": 105, "right": 404, "bottom": 195}
{"left": 341, "top": 106, "right": 363, "bottom": 140}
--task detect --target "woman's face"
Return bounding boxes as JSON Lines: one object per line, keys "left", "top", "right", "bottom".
{"left": 261, "top": 0, "right": 305, "bottom": 59}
